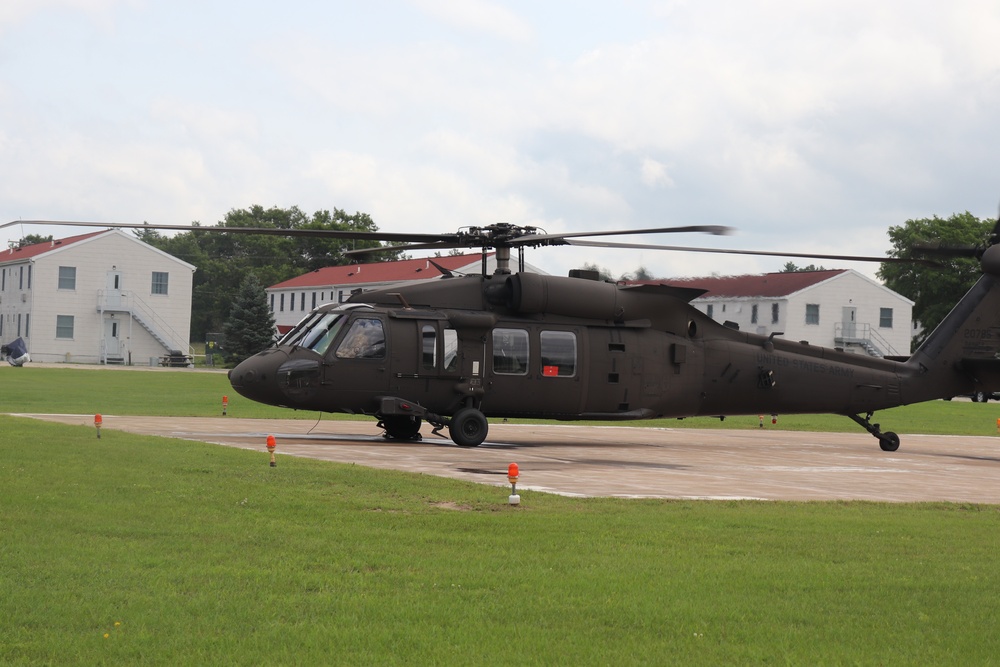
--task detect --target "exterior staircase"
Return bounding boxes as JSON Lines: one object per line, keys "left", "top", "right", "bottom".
{"left": 97, "top": 290, "right": 191, "bottom": 364}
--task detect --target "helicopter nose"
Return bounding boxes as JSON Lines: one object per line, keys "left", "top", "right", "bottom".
{"left": 228, "top": 348, "right": 291, "bottom": 406}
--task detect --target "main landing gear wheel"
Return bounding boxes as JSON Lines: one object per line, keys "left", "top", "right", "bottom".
{"left": 879, "top": 432, "right": 900, "bottom": 452}
{"left": 449, "top": 407, "right": 488, "bottom": 447}
{"left": 379, "top": 416, "right": 422, "bottom": 441}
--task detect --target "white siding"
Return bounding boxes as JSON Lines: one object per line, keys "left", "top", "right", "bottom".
{"left": 3, "top": 230, "right": 195, "bottom": 364}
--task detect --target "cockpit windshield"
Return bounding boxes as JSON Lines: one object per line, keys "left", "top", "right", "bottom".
{"left": 280, "top": 312, "right": 348, "bottom": 356}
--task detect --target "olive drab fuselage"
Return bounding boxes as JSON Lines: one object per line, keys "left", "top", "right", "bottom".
{"left": 229, "top": 251, "right": 1000, "bottom": 450}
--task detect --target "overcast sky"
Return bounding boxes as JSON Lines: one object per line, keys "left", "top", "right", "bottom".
{"left": 2, "top": 0, "right": 998, "bottom": 280}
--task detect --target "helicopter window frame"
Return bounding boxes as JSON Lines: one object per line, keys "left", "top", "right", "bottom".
{"left": 336, "top": 317, "right": 387, "bottom": 360}
{"left": 540, "top": 330, "right": 577, "bottom": 378}
{"left": 421, "top": 325, "right": 437, "bottom": 369}
{"left": 492, "top": 328, "right": 529, "bottom": 376}
{"left": 443, "top": 328, "right": 459, "bottom": 372}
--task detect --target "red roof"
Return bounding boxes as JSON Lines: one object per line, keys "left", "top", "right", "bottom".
{"left": 656, "top": 269, "right": 847, "bottom": 298}
{"left": 270, "top": 253, "right": 488, "bottom": 289}
{"left": 0, "top": 231, "right": 106, "bottom": 264}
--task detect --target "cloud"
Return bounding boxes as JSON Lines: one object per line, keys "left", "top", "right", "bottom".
{"left": 407, "top": 0, "right": 533, "bottom": 42}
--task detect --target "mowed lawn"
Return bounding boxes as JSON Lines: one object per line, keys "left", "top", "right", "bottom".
{"left": 2, "top": 364, "right": 1000, "bottom": 665}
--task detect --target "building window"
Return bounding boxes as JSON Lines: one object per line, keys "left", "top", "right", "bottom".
{"left": 805, "top": 304, "right": 820, "bottom": 325}
{"left": 300, "top": 293, "right": 306, "bottom": 311}
{"left": 540, "top": 330, "right": 577, "bottom": 377}
{"left": 56, "top": 315, "right": 75, "bottom": 339}
{"left": 27, "top": 265, "right": 31, "bottom": 289}
{"left": 751, "top": 304, "right": 758, "bottom": 324}
{"left": 58, "top": 266, "right": 76, "bottom": 290}
{"left": 151, "top": 271, "right": 169, "bottom": 295}
{"left": 880, "top": 308, "right": 894, "bottom": 328}
{"left": 25, "top": 314, "right": 29, "bottom": 337}
{"left": 706, "top": 304, "right": 714, "bottom": 319}
{"left": 19, "top": 266, "right": 24, "bottom": 289}
{"left": 312, "top": 292, "right": 317, "bottom": 310}
{"left": 771, "top": 303, "right": 779, "bottom": 324}
{"left": 280, "top": 293, "right": 285, "bottom": 312}
{"left": 270, "top": 293, "right": 275, "bottom": 311}
{"left": 492, "top": 328, "right": 529, "bottom": 375}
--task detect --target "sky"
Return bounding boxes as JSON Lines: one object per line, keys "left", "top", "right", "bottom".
{"left": 2, "top": 0, "right": 999, "bottom": 281}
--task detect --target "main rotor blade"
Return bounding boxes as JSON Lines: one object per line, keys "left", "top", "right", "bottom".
{"left": 512, "top": 225, "right": 734, "bottom": 245}
{"left": 564, "top": 239, "right": 942, "bottom": 267}
{"left": 344, "top": 241, "right": 473, "bottom": 257}
{"left": 1, "top": 219, "right": 457, "bottom": 244}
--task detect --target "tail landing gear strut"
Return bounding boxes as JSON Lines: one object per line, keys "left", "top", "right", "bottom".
{"left": 848, "top": 412, "right": 900, "bottom": 452}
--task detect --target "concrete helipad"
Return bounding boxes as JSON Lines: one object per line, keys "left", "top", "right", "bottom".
{"left": 17, "top": 413, "right": 1000, "bottom": 502}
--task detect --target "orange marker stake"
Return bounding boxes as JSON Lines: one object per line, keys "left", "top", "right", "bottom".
{"left": 507, "top": 462, "right": 520, "bottom": 505}
{"left": 266, "top": 434, "right": 277, "bottom": 467}
{"left": 94, "top": 414, "right": 102, "bottom": 439}
{"left": 222, "top": 395, "right": 229, "bottom": 416}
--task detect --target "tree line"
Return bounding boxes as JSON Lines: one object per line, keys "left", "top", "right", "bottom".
{"left": 133, "top": 205, "right": 403, "bottom": 342}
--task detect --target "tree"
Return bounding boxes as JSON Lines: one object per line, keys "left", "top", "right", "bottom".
{"left": 136, "top": 205, "right": 401, "bottom": 340}
{"left": 222, "top": 274, "right": 276, "bottom": 366}
{"left": 780, "top": 262, "right": 827, "bottom": 272}
{"left": 877, "top": 212, "right": 993, "bottom": 347}
{"left": 14, "top": 234, "right": 53, "bottom": 248}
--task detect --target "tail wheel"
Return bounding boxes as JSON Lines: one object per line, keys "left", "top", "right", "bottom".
{"left": 879, "top": 432, "right": 900, "bottom": 452}
{"left": 450, "top": 408, "right": 488, "bottom": 447}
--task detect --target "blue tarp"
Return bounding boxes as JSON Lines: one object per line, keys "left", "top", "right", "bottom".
{"left": 1, "top": 337, "right": 29, "bottom": 366}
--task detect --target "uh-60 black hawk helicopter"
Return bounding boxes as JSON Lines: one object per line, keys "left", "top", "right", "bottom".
{"left": 9, "top": 217, "right": 1000, "bottom": 451}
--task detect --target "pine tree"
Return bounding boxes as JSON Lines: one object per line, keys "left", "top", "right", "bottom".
{"left": 222, "top": 274, "right": 277, "bottom": 366}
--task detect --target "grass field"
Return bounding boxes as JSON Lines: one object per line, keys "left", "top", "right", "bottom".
{"left": 3, "top": 364, "right": 1000, "bottom": 664}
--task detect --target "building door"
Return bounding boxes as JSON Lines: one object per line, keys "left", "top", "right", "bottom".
{"left": 841, "top": 306, "right": 857, "bottom": 338}
{"left": 104, "top": 317, "right": 121, "bottom": 358}
{"left": 106, "top": 270, "right": 124, "bottom": 308}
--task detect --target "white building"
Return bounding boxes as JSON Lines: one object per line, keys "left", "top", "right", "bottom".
{"left": 0, "top": 229, "right": 195, "bottom": 364}
{"left": 267, "top": 253, "right": 544, "bottom": 334}
{"left": 665, "top": 269, "right": 915, "bottom": 356}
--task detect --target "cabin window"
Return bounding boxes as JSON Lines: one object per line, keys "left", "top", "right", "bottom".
{"left": 540, "top": 331, "right": 577, "bottom": 377}
{"left": 280, "top": 293, "right": 285, "bottom": 312}
{"left": 771, "top": 303, "right": 779, "bottom": 324}
{"left": 443, "top": 328, "right": 459, "bottom": 372}
{"left": 492, "top": 328, "right": 529, "bottom": 375}
{"left": 421, "top": 325, "right": 437, "bottom": 369}
{"left": 297, "top": 313, "right": 347, "bottom": 355}
{"left": 270, "top": 294, "right": 275, "bottom": 311}
{"left": 336, "top": 318, "right": 386, "bottom": 359}
{"left": 151, "top": 271, "right": 169, "bottom": 295}
{"left": 58, "top": 266, "right": 76, "bottom": 290}
{"left": 751, "top": 304, "right": 758, "bottom": 324}
{"left": 300, "top": 293, "right": 306, "bottom": 311}
{"left": 312, "top": 292, "right": 317, "bottom": 310}
{"left": 805, "top": 304, "right": 820, "bottom": 325}
{"left": 880, "top": 308, "right": 894, "bottom": 328}
{"left": 56, "top": 315, "right": 75, "bottom": 339}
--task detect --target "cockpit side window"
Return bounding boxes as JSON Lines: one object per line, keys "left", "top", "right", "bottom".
{"left": 291, "top": 313, "right": 347, "bottom": 356}
{"left": 336, "top": 318, "right": 386, "bottom": 359}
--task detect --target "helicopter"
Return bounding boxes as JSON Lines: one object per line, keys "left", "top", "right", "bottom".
{"left": 5, "top": 217, "right": 1000, "bottom": 451}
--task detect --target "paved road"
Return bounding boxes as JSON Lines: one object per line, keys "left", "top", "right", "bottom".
{"left": 16, "top": 413, "right": 1000, "bottom": 502}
